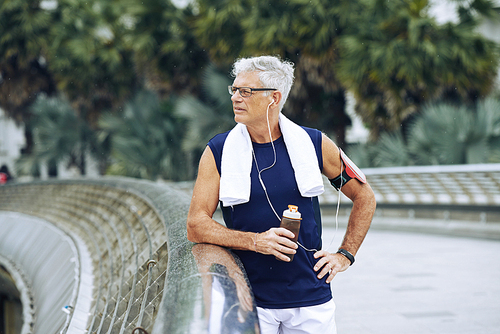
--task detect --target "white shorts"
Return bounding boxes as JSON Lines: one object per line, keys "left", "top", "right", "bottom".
{"left": 257, "top": 299, "right": 337, "bottom": 334}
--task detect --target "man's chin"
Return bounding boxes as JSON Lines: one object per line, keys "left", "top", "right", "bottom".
{"left": 234, "top": 115, "right": 247, "bottom": 124}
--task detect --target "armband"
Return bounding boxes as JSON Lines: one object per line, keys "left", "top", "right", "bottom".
{"left": 329, "top": 170, "right": 352, "bottom": 190}
{"left": 340, "top": 149, "right": 366, "bottom": 184}
{"left": 329, "top": 149, "right": 366, "bottom": 190}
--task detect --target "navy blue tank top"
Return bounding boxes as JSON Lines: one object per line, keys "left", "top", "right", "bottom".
{"left": 208, "top": 127, "right": 332, "bottom": 309}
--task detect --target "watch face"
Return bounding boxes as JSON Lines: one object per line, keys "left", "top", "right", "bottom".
{"left": 340, "top": 149, "right": 366, "bottom": 184}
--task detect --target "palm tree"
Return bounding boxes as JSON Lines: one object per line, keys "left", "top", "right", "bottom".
{"left": 0, "top": 0, "right": 56, "bottom": 123}
{"left": 412, "top": 98, "right": 500, "bottom": 165}
{"left": 461, "top": 97, "right": 500, "bottom": 164}
{"left": 336, "top": 0, "right": 499, "bottom": 139}
{"left": 408, "top": 99, "right": 500, "bottom": 165}
{"left": 175, "top": 65, "right": 235, "bottom": 153}
{"left": 46, "top": 0, "right": 138, "bottom": 128}
{"left": 408, "top": 103, "right": 476, "bottom": 165}
{"left": 124, "top": 0, "right": 208, "bottom": 96}
{"left": 241, "top": 0, "right": 352, "bottom": 147}
{"left": 16, "top": 94, "right": 94, "bottom": 176}
{"left": 191, "top": 0, "right": 248, "bottom": 65}
{"left": 455, "top": 0, "right": 500, "bottom": 25}
{"left": 372, "top": 131, "right": 411, "bottom": 167}
{"left": 99, "top": 90, "right": 190, "bottom": 181}
{"left": 0, "top": 0, "right": 57, "bottom": 157}
{"left": 350, "top": 96, "right": 500, "bottom": 167}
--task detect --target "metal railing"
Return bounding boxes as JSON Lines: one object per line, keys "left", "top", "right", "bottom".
{"left": 0, "top": 177, "right": 259, "bottom": 333}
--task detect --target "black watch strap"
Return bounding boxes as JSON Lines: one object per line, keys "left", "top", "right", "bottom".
{"left": 337, "top": 248, "right": 355, "bottom": 266}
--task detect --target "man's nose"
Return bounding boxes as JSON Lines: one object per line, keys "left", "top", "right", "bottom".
{"left": 231, "top": 91, "right": 242, "bottom": 101}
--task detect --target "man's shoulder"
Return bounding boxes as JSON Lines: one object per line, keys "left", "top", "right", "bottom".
{"left": 208, "top": 131, "right": 231, "bottom": 148}
{"left": 300, "top": 125, "right": 321, "bottom": 133}
{"left": 208, "top": 131, "right": 232, "bottom": 163}
{"left": 207, "top": 131, "right": 231, "bottom": 174}
{"left": 300, "top": 126, "right": 322, "bottom": 142}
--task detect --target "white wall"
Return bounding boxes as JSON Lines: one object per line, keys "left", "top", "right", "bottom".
{"left": 0, "top": 108, "right": 25, "bottom": 176}
{"left": 345, "top": 92, "right": 369, "bottom": 144}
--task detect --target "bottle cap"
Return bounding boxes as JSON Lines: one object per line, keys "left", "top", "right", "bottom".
{"left": 283, "top": 205, "right": 301, "bottom": 219}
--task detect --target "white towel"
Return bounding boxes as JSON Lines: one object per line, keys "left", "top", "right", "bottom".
{"left": 219, "top": 113, "right": 324, "bottom": 206}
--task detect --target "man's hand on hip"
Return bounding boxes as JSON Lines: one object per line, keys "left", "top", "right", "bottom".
{"left": 313, "top": 251, "right": 350, "bottom": 283}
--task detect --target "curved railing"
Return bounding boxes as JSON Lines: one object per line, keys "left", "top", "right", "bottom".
{"left": 4, "top": 164, "right": 496, "bottom": 333}
{"left": 0, "top": 177, "right": 259, "bottom": 334}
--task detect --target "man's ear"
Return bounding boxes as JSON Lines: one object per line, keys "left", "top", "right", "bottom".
{"left": 271, "top": 91, "right": 282, "bottom": 107}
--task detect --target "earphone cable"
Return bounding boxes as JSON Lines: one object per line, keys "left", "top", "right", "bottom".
{"left": 326, "top": 160, "right": 343, "bottom": 252}
{"left": 253, "top": 101, "right": 343, "bottom": 254}
{"left": 253, "top": 102, "right": 319, "bottom": 253}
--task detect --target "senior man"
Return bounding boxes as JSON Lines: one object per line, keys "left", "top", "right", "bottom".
{"left": 187, "top": 55, "right": 376, "bottom": 333}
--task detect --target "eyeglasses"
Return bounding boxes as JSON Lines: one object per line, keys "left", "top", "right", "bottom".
{"left": 228, "top": 86, "right": 277, "bottom": 97}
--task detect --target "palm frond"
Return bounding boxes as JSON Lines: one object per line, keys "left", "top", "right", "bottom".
{"left": 99, "top": 90, "right": 189, "bottom": 180}
{"left": 175, "top": 66, "right": 235, "bottom": 152}
{"left": 372, "top": 131, "right": 411, "bottom": 167}
{"left": 406, "top": 100, "right": 500, "bottom": 165}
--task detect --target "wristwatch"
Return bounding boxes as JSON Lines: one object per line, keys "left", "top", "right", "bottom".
{"left": 337, "top": 248, "right": 355, "bottom": 266}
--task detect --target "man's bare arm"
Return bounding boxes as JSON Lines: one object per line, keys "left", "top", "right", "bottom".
{"left": 186, "top": 146, "right": 298, "bottom": 261}
{"left": 321, "top": 133, "right": 376, "bottom": 254}
{"left": 313, "top": 134, "right": 376, "bottom": 282}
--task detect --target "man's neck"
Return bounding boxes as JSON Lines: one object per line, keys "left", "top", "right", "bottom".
{"left": 247, "top": 122, "right": 282, "bottom": 143}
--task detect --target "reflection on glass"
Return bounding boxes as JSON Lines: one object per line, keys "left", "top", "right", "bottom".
{"left": 192, "top": 244, "right": 260, "bottom": 334}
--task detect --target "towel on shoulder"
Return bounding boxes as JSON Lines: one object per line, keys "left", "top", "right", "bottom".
{"left": 219, "top": 113, "right": 324, "bottom": 207}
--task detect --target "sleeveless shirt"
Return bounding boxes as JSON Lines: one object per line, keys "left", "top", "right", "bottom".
{"left": 208, "top": 127, "right": 332, "bottom": 309}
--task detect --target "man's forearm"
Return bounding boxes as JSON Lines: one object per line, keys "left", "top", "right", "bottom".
{"left": 187, "top": 214, "right": 255, "bottom": 251}
{"left": 339, "top": 189, "right": 376, "bottom": 256}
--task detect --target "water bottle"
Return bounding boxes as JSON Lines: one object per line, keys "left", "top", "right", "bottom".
{"left": 276, "top": 205, "right": 301, "bottom": 262}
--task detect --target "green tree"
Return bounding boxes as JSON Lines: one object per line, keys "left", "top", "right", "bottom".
{"left": 408, "top": 98, "right": 500, "bottom": 165}
{"left": 0, "top": 0, "right": 57, "bottom": 157}
{"left": 46, "top": 0, "right": 138, "bottom": 127}
{"left": 175, "top": 65, "right": 235, "bottom": 153}
{"left": 242, "top": 0, "right": 351, "bottom": 145}
{"left": 455, "top": 0, "right": 500, "bottom": 26}
{"left": 0, "top": 0, "right": 55, "bottom": 123}
{"left": 349, "top": 97, "right": 500, "bottom": 167}
{"left": 124, "top": 0, "right": 208, "bottom": 96}
{"left": 191, "top": 0, "right": 248, "bottom": 65}
{"left": 372, "top": 131, "right": 411, "bottom": 167}
{"left": 16, "top": 94, "right": 96, "bottom": 176}
{"left": 99, "top": 91, "right": 190, "bottom": 181}
{"left": 336, "top": 0, "right": 500, "bottom": 138}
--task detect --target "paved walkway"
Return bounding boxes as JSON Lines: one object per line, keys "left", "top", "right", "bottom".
{"left": 324, "top": 227, "right": 500, "bottom": 334}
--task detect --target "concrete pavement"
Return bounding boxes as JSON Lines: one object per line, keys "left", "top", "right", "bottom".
{"left": 325, "top": 227, "right": 500, "bottom": 334}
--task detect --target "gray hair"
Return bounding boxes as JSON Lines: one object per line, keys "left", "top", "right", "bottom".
{"left": 232, "top": 56, "right": 295, "bottom": 111}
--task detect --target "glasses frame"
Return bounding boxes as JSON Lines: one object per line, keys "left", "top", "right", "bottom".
{"left": 228, "top": 86, "right": 277, "bottom": 97}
